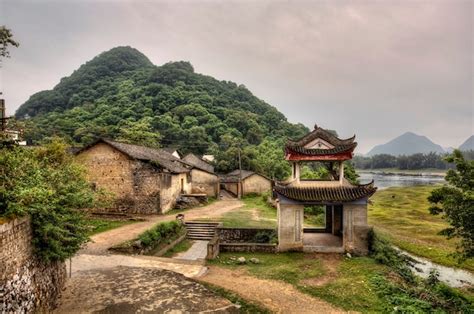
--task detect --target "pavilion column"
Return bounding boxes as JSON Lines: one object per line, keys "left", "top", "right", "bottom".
{"left": 277, "top": 201, "right": 304, "bottom": 252}
{"left": 339, "top": 161, "right": 344, "bottom": 184}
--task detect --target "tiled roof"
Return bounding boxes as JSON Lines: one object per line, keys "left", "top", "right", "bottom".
{"left": 274, "top": 181, "right": 376, "bottom": 202}
{"left": 78, "top": 139, "right": 190, "bottom": 173}
{"left": 288, "top": 124, "right": 355, "bottom": 146}
{"left": 285, "top": 142, "right": 357, "bottom": 156}
{"left": 286, "top": 124, "right": 357, "bottom": 157}
{"left": 182, "top": 153, "right": 215, "bottom": 173}
{"left": 220, "top": 170, "right": 270, "bottom": 183}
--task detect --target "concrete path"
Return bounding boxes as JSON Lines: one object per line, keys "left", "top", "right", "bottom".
{"left": 56, "top": 266, "right": 236, "bottom": 313}
{"left": 80, "top": 196, "right": 242, "bottom": 255}
{"left": 174, "top": 240, "right": 209, "bottom": 261}
{"left": 70, "top": 254, "right": 206, "bottom": 278}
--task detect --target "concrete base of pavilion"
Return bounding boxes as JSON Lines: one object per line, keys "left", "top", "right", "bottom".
{"left": 276, "top": 196, "right": 371, "bottom": 255}
{"left": 302, "top": 233, "right": 344, "bottom": 253}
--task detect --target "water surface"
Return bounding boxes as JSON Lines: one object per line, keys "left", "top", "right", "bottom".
{"left": 358, "top": 172, "right": 445, "bottom": 189}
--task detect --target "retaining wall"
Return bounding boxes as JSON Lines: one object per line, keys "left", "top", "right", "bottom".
{"left": 0, "top": 217, "right": 66, "bottom": 313}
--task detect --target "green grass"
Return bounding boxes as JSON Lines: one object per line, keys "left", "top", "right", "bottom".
{"left": 85, "top": 218, "right": 137, "bottom": 235}
{"left": 369, "top": 185, "right": 474, "bottom": 271}
{"left": 200, "top": 282, "right": 271, "bottom": 313}
{"left": 211, "top": 195, "right": 277, "bottom": 228}
{"left": 299, "top": 257, "right": 388, "bottom": 312}
{"left": 162, "top": 239, "right": 193, "bottom": 257}
{"left": 210, "top": 252, "right": 324, "bottom": 284}
{"left": 209, "top": 253, "right": 388, "bottom": 312}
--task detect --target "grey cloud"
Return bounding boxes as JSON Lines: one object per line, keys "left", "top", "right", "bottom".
{"left": 1, "top": 0, "right": 472, "bottom": 152}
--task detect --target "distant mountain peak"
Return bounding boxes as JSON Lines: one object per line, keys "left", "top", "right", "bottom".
{"left": 367, "top": 132, "right": 445, "bottom": 156}
{"left": 459, "top": 135, "right": 474, "bottom": 151}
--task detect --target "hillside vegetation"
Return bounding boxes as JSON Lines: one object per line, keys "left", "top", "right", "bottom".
{"left": 16, "top": 46, "right": 308, "bottom": 176}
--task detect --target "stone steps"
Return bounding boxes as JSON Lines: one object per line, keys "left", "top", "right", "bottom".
{"left": 185, "top": 221, "right": 219, "bottom": 240}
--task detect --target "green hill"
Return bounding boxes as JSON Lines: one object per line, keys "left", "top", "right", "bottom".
{"left": 16, "top": 46, "right": 307, "bottom": 174}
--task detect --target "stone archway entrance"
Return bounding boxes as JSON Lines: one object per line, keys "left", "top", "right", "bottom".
{"left": 275, "top": 193, "right": 374, "bottom": 255}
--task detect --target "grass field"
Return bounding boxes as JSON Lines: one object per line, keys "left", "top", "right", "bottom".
{"left": 215, "top": 195, "right": 278, "bottom": 228}
{"left": 368, "top": 185, "right": 474, "bottom": 271}
{"left": 209, "top": 253, "right": 389, "bottom": 312}
{"left": 162, "top": 239, "right": 193, "bottom": 257}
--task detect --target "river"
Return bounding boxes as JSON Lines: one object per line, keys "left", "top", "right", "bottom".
{"left": 358, "top": 171, "right": 445, "bottom": 189}
{"left": 358, "top": 171, "right": 474, "bottom": 287}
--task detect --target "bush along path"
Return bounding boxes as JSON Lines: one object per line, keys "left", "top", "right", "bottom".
{"left": 79, "top": 196, "right": 243, "bottom": 255}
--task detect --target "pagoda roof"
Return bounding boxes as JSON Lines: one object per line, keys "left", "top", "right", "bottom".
{"left": 285, "top": 124, "right": 357, "bottom": 160}
{"left": 274, "top": 181, "right": 376, "bottom": 203}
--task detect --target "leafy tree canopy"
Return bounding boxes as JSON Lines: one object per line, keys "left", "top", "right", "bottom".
{"left": 16, "top": 46, "right": 309, "bottom": 178}
{"left": 0, "top": 139, "right": 103, "bottom": 262}
{"left": 0, "top": 25, "right": 19, "bottom": 62}
{"left": 428, "top": 150, "right": 474, "bottom": 259}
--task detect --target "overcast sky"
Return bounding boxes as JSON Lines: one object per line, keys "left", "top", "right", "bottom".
{"left": 1, "top": 0, "right": 472, "bottom": 153}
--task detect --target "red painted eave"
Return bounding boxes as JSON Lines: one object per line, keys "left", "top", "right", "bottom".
{"left": 285, "top": 151, "right": 354, "bottom": 161}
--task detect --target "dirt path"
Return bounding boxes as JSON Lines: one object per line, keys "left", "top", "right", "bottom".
{"left": 198, "top": 266, "right": 345, "bottom": 313}
{"left": 80, "top": 197, "right": 243, "bottom": 255}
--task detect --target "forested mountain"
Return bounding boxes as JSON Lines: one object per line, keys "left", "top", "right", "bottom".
{"left": 16, "top": 46, "right": 308, "bottom": 176}
{"left": 367, "top": 132, "right": 445, "bottom": 156}
{"left": 459, "top": 135, "right": 474, "bottom": 151}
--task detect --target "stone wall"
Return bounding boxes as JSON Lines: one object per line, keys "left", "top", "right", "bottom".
{"left": 242, "top": 174, "right": 272, "bottom": 195}
{"left": 190, "top": 169, "right": 219, "bottom": 197}
{"left": 0, "top": 217, "right": 66, "bottom": 312}
{"left": 277, "top": 203, "right": 304, "bottom": 251}
{"left": 160, "top": 172, "right": 190, "bottom": 213}
{"left": 76, "top": 142, "right": 189, "bottom": 214}
{"left": 218, "top": 227, "right": 276, "bottom": 243}
{"left": 343, "top": 203, "right": 369, "bottom": 255}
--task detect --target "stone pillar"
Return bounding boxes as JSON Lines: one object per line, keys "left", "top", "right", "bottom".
{"left": 291, "top": 162, "right": 301, "bottom": 184}
{"left": 343, "top": 203, "right": 369, "bottom": 255}
{"left": 339, "top": 161, "right": 344, "bottom": 184}
{"left": 277, "top": 202, "right": 304, "bottom": 251}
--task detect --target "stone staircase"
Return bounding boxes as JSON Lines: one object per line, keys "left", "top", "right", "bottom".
{"left": 185, "top": 221, "right": 219, "bottom": 241}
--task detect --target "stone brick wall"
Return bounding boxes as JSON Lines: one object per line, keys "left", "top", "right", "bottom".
{"left": 190, "top": 169, "right": 219, "bottom": 197}
{"left": 242, "top": 174, "right": 272, "bottom": 195}
{"left": 76, "top": 142, "right": 189, "bottom": 214}
{"left": 0, "top": 217, "right": 66, "bottom": 312}
{"left": 218, "top": 227, "right": 276, "bottom": 243}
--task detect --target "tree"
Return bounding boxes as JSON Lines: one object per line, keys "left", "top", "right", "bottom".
{"left": 0, "top": 138, "right": 99, "bottom": 262}
{"left": 428, "top": 150, "right": 474, "bottom": 259}
{"left": 0, "top": 26, "right": 19, "bottom": 61}
{"left": 117, "top": 117, "right": 161, "bottom": 148}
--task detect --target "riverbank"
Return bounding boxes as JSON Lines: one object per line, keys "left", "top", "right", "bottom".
{"left": 369, "top": 186, "right": 474, "bottom": 272}
{"left": 358, "top": 168, "right": 447, "bottom": 177}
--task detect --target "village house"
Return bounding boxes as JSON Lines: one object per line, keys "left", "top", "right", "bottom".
{"left": 220, "top": 170, "right": 272, "bottom": 196}
{"left": 274, "top": 124, "right": 377, "bottom": 255}
{"left": 75, "top": 139, "right": 192, "bottom": 214}
{"left": 181, "top": 153, "right": 220, "bottom": 197}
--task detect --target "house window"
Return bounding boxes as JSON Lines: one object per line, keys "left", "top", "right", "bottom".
{"left": 181, "top": 178, "right": 184, "bottom": 193}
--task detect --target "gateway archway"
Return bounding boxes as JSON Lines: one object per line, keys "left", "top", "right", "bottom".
{"left": 274, "top": 124, "right": 377, "bottom": 254}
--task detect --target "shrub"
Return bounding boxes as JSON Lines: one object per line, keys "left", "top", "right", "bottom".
{"left": 0, "top": 139, "right": 97, "bottom": 262}
{"left": 368, "top": 230, "right": 474, "bottom": 312}
{"left": 137, "top": 221, "right": 184, "bottom": 249}
{"left": 253, "top": 230, "right": 277, "bottom": 244}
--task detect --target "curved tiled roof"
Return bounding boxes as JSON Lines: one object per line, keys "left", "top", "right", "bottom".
{"left": 287, "top": 124, "right": 356, "bottom": 147}
{"left": 274, "top": 181, "right": 376, "bottom": 202}
{"left": 285, "top": 142, "right": 357, "bottom": 156}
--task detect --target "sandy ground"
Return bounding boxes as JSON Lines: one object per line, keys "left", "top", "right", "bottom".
{"left": 80, "top": 195, "right": 242, "bottom": 255}
{"left": 198, "top": 266, "right": 345, "bottom": 313}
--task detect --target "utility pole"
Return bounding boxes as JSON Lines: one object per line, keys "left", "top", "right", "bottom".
{"left": 0, "top": 99, "right": 8, "bottom": 132}
{"left": 238, "top": 147, "right": 242, "bottom": 199}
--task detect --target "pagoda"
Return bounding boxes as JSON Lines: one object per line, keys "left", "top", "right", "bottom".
{"left": 274, "top": 124, "right": 376, "bottom": 254}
